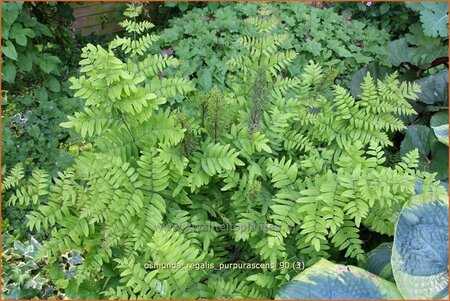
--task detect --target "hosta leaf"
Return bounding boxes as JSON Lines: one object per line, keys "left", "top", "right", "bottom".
{"left": 276, "top": 258, "right": 402, "bottom": 300}
{"left": 432, "top": 124, "right": 448, "bottom": 146}
{"left": 364, "top": 242, "right": 394, "bottom": 282}
{"left": 430, "top": 110, "right": 449, "bottom": 147}
{"left": 392, "top": 193, "right": 449, "bottom": 299}
{"left": 414, "top": 70, "right": 448, "bottom": 105}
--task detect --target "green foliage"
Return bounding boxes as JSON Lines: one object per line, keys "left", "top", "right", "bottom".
{"left": 363, "top": 242, "right": 394, "bottom": 282}
{"left": 405, "top": 2, "right": 448, "bottom": 38}
{"left": 392, "top": 190, "right": 448, "bottom": 299}
{"left": 330, "top": 2, "right": 417, "bottom": 38}
{"left": 275, "top": 258, "right": 402, "bottom": 299}
{"left": 350, "top": 6, "right": 448, "bottom": 181}
{"left": 1, "top": 2, "right": 82, "bottom": 175}
{"left": 154, "top": 2, "right": 390, "bottom": 87}
{"left": 13, "top": 5, "right": 439, "bottom": 299}
{"left": 400, "top": 124, "right": 448, "bottom": 180}
{"left": 276, "top": 184, "right": 448, "bottom": 300}
{"left": 1, "top": 236, "right": 75, "bottom": 300}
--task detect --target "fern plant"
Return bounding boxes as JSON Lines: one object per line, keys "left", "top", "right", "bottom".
{"left": 7, "top": 3, "right": 444, "bottom": 299}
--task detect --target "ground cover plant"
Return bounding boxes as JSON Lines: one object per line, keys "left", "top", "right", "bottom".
{"left": 153, "top": 2, "right": 390, "bottom": 88}
{"left": 1, "top": 2, "right": 448, "bottom": 300}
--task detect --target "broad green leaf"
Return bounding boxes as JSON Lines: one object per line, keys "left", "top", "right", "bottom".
{"left": 350, "top": 63, "right": 392, "bottom": 98}
{"left": 388, "top": 38, "right": 411, "bottom": 66}
{"left": 44, "top": 76, "right": 61, "bottom": 92}
{"left": 420, "top": 2, "right": 448, "bottom": 38}
{"left": 276, "top": 258, "right": 402, "bottom": 299}
{"left": 17, "top": 53, "right": 33, "bottom": 72}
{"left": 400, "top": 125, "right": 434, "bottom": 161}
{"left": 414, "top": 70, "right": 448, "bottom": 105}
{"left": 429, "top": 143, "right": 448, "bottom": 179}
{"left": 198, "top": 68, "right": 213, "bottom": 91}
{"left": 2, "top": 2, "right": 22, "bottom": 25}
{"left": 430, "top": 110, "right": 449, "bottom": 146}
{"left": 430, "top": 110, "right": 448, "bottom": 128}
{"left": 2, "top": 62, "right": 16, "bottom": 83}
{"left": 432, "top": 124, "right": 448, "bottom": 146}
{"left": 364, "top": 243, "right": 394, "bottom": 282}
{"left": 2, "top": 40, "right": 18, "bottom": 60}
{"left": 10, "top": 23, "right": 27, "bottom": 46}
{"left": 34, "top": 87, "right": 48, "bottom": 102}
{"left": 392, "top": 193, "right": 449, "bottom": 299}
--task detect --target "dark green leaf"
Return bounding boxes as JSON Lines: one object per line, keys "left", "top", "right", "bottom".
{"left": 430, "top": 110, "right": 448, "bottom": 127}
{"left": 198, "top": 68, "right": 213, "bottom": 91}
{"left": 44, "top": 76, "right": 61, "bottom": 92}
{"left": 35, "top": 87, "right": 48, "bottom": 102}
{"left": 429, "top": 140, "right": 448, "bottom": 179}
{"left": 27, "top": 125, "right": 41, "bottom": 138}
{"left": 10, "top": 23, "right": 27, "bottom": 46}
{"left": 388, "top": 38, "right": 411, "bottom": 66}
{"left": 2, "top": 2, "right": 22, "bottom": 25}
{"left": 2, "top": 62, "right": 16, "bottom": 83}
{"left": 379, "top": 4, "right": 390, "bottom": 15}
{"left": 17, "top": 53, "right": 33, "bottom": 72}
{"left": 2, "top": 40, "right": 18, "bottom": 60}
{"left": 414, "top": 70, "right": 448, "bottom": 105}
{"left": 178, "top": 2, "right": 189, "bottom": 12}
{"left": 400, "top": 124, "right": 433, "bottom": 161}
{"left": 350, "top": 62, "right": 392, "bottom": 97}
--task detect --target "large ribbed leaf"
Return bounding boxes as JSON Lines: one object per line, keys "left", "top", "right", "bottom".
{"left": 364, "top": 242, "right": 394, "bottom": 282}
{"left": 275, "top": 258, "right": 402, "bottom": 300}
{"left": 392, "top": 193, "right": 449, "bottom": 299}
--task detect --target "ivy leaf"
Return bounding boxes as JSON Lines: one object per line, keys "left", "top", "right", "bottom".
{"left": 2, "top": 40, "right": 18, "bottom": 60}
{"left": 2, "top": 62, "right": 17, "bottom": 83}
